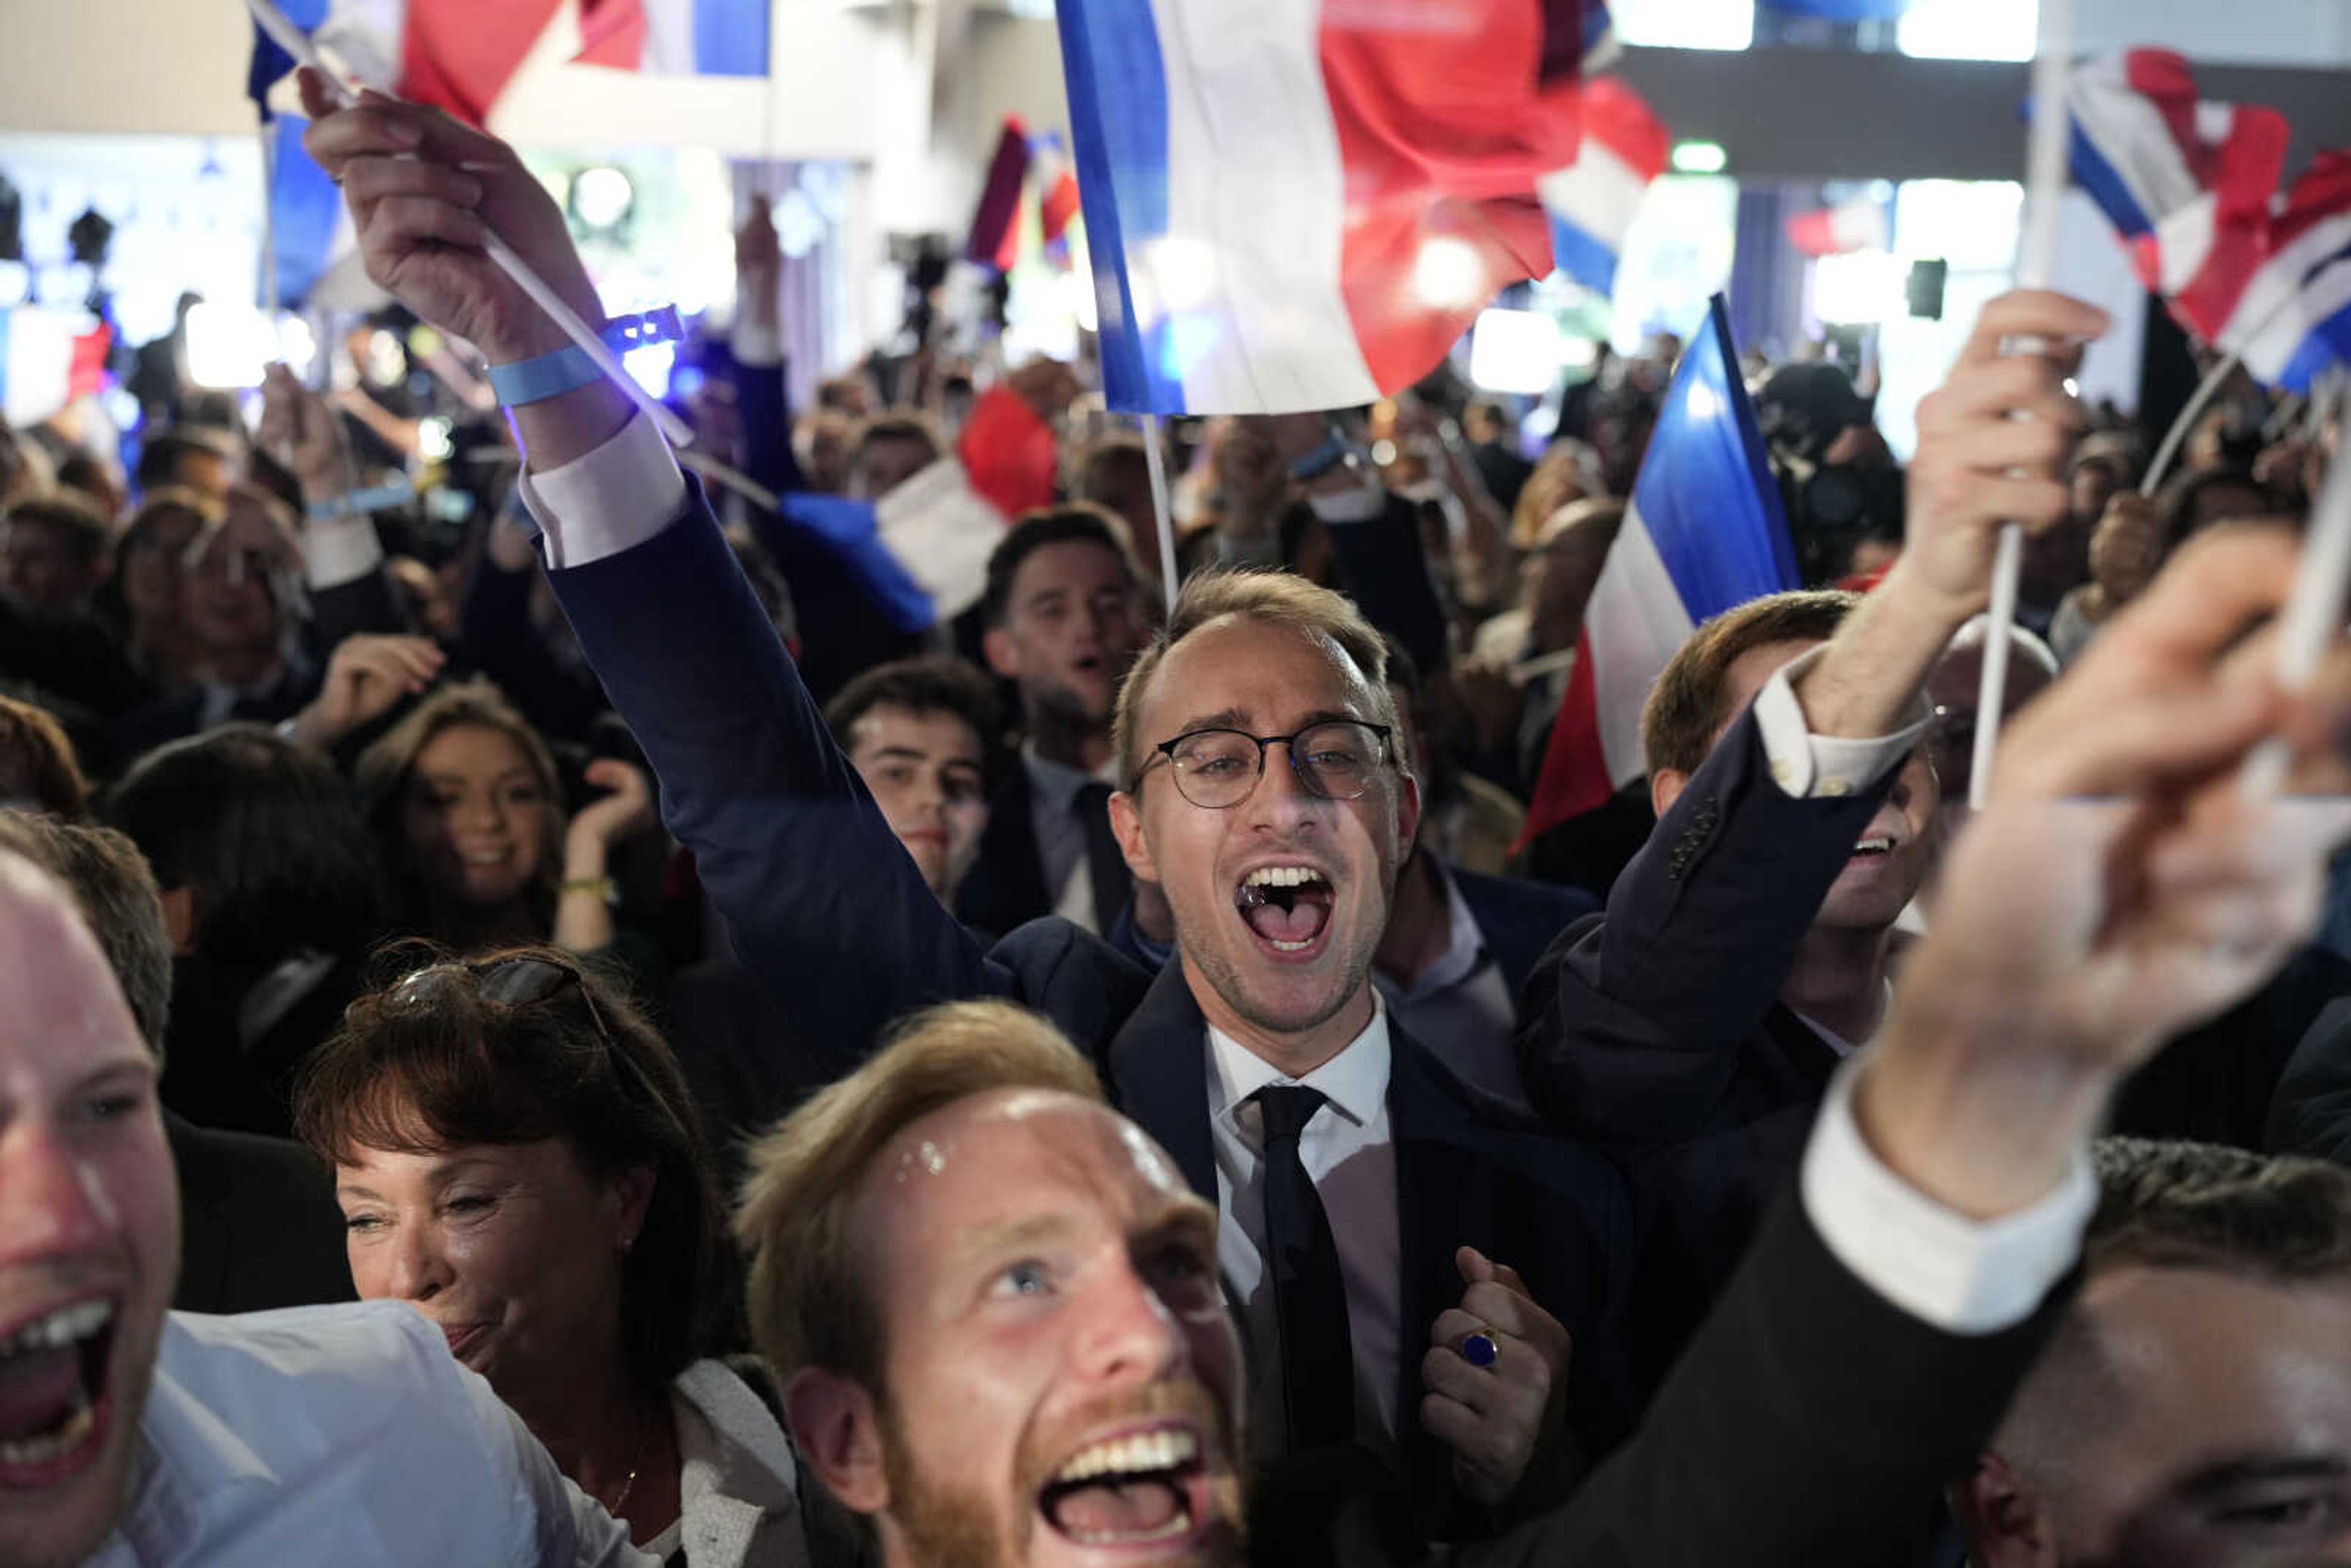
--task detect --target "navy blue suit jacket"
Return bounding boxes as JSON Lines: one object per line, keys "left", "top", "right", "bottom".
{"left": 546, "top": 491, "right": 1634, "bottom": 1535}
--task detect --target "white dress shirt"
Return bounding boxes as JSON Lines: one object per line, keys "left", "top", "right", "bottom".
{"left": 641, "top": 1359, "right": 805, "bottom": 1568}
{"left": 1371, "top": 857, "right": 1524, "bottom": 1109}
{"left": 89, "top": 1301, "right": 645, "bottom": 1567}
{"left": 519, "top": 411, "right": 2104, "bottom": 1345}
{"left": 1207, "top": 1003, "right": 1402, "bottom": 1457}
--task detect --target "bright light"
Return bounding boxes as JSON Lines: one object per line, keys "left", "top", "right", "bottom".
{"left": 417, "top": 416, "right": 453, "bottom": 463}
{"left": 1813, "top": 250, "right": 1907, "bottom": 325}
{"left": 1559, "top": 337, "right": 1600, "bottom": 370}
{"left": 1899, "top": 0, "right": 2038, "bottom": 61}
{"left": 1609, "top": 0, "right": 1752, "bottom": 51}
{"left": 1468, "top": 308, "right": 1564, "bottom": 395}
{"left": 623, "top": 342, "right": 676, "bottom": 399}
{"left": 1412, "top": 237, "right": 1487, "bottom": 310}
{"left": 276, "top": 317, "right": 318, "bottom": 377}
{"left": 1059, "top": 268, "right": 1098, "bottom": 334}
{"left": 184, "top": 302, "right": 277, "bottom": 389}
{"left": 1671, "top": 141, "right": 1728, "bottom": 175}
{"left": 572, "top": 166, "right": 635, "bottom": 230}
{"left": 1145, "top": 236, "right": 1220, "bottom": 314}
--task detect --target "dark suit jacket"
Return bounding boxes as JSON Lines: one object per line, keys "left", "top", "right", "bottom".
{"left": 953, "top": 761, "right": 1051, "bottom": 940}
{"left": 1512, "top": 707, "right": 1892, "bottom": 1386}
{"left": 2265, "top": 993, "right": 2351, "bottom": 1162}
{"left": 1449, "top": 863, "right": 1598, "bottom": 1003}
{"left": 547, "top": 492, "right": 1633, "bottom": 1536}
{"left": 167, "top": 1111, "right": 354, "bottom": 1315}
{"left": 1253, "top": 1194, "right": 2072, "bottom": 1568}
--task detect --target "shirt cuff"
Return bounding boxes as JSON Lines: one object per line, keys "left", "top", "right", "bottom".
{"left": 1751, "top": 643, "right": 1932, "bottom": 799}
{"left": 301, "top": 514, "right": 384, "bottom": 591}
{"left": 516, "top": 412, "right": 689, "bottom": 571}
{"left": 1801, "top": 1056, "right": 2096, "bottom": 1336}
{"left": 731, "top": 315, "right": 784, "bottom": 369}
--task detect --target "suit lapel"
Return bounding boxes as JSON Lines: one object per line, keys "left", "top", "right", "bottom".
{"left": 1105, "top": 960, "right": 1218, "bottom": 1201}
{"left": 957, "top": 765, "right": 1051, "bottom": 932}
{"left": 162, "top": 1115, "right": 231, "bottom": 1312}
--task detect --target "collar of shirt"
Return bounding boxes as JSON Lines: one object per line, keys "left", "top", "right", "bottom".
{"left": 1022, "top": 741, "right": 1119, "bottom": 817}
{"left": 1793, "top": 977, "right": 1894, "bottom": 1059}
{"left": 1205, "top": 996, "right": 1391, "bottom": 1133}
{"left": 1390, "top": 856, "right": 1489, "bottom": 1003}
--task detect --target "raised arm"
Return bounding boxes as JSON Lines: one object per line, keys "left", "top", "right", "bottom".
{"left": 299, "top": 73, "right": 1002, "bottom": 1071}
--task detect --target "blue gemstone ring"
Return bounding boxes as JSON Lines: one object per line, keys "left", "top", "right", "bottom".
{"left": 1461, "top": 1331, "right": 1499, "bottom": 1369}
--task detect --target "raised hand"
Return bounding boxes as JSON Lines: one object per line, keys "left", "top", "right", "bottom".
{"left": 1419, "top": 1247, "right": 1573, "bottom": 1508}
{"left": 257, "top": 362, "right": 357, "bottom": 506}
{"left": 287, "top": 633, "right": 444, "bottom": 749}
{"left": 566, "top": 758, "right": 656, "bottom": 859}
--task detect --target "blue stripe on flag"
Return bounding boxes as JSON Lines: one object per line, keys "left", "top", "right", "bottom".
{"left": 1758, "top": 0, "right": 1913, "bottom": 17}
{"left": 2276, "top": 290, "right": 2351, "bottom": 393}
{"left": 1053, "top": 0, "right": 1182, "bottom": 414}
{"left": 779, "top": 493, "right": 936, "bottom": 634}
{"left": 270, "top": 116, "right": 346, "bottom": 310}
{"left": 694, "top": 0, "right": 768, "bottom": 78}
{"left": 247, "top": 0, "right": 328, "bottom": 116}
{"left": 2066, "top": 118, "right": 2154, "bottom": 239}
{"left": 1630, "top": 295, "right": 1801, "bottom": 620}
{"left": 1548, "top": 214, "right": 1619, "bottom": 297}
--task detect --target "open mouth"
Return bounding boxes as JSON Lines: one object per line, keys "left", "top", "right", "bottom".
{"left": 1847, "top": 835, "right": 1895, "bottom": 861}
{"left": 0, "top": 1297, "right": 116, "bottom": 1485}
{"left": 1234, "top": 865, "right": 1335, "bottom": 956}
{"left": 1038, "top": 1424, "right": 1209, "bottom": 1550}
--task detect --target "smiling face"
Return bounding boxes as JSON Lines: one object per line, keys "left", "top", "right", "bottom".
{"left": 839, "top": 1090, "right": 1245, "bottom": 1568}
{"left": 1973, "top": 1266, "right": 2351, "bottom": 1568}
{"left": 986, "top": 541, "right": 1149, "bottom": 734}
{"left": 334, "top": 1134, "right": 645, "bottom": 1424}
{"left": 846, "top": 704, "right": 991, "bottom": 897}
{"left": 177, "top": 500, "right": 290, "bottom": 661}
{"left": 0, "top": 859, "right": 176, "bottom": 1568}
{"left": 1110, "top": 618, "right": 1416, "bottom": 1067}
{"left": 400, "top": 723, "right": 553, "bottom": 910}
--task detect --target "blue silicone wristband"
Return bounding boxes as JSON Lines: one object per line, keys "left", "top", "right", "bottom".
{"left": 486, "top": 345, "right": 606, "bottom": 408}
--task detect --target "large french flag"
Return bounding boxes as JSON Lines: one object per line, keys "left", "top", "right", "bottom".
{"left": 1516, "top": 296, "right": 1799, "bottom": 845}
{"left": 1054, "top": 0, "right": 1598, "bottom": 415}
{"left": 1537, "top": 75, "right": 1668, "bottom": 297}
{"left": 2056, "top": 49, "right": 2287, "bottom": 345}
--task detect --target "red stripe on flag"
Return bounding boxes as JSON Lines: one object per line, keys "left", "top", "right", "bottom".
{"left": 1513, "top": 629, "right": 1614, "bottom": 854}
{"left": 1316, "top": 0, "right": 1584, "bottom": 394}
{"left": 1041, "top": 172, "right": 1081, "bottom": 243}
{"left": 966, "top": 117, "right": 1033, "bottom": 271}
{"left": 67, "top": 324, "right": 111, "bottom": 404}
{"left": 401, "top": 0, "right": 564, "bottom": 126}
{"left": 576, "top": 0, "right": 648, "bottom": 69}
{"left": 958, "top": 384, "right": 1060, "bottom": 521}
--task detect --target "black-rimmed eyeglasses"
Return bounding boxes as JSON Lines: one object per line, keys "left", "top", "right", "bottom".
{"left": 1142, "top": 721, "right": 1393, "bottom": 810}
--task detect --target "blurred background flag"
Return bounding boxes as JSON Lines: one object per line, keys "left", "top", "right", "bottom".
{"left": 2216, "top": 151, "right": 2351, "bottom": 390}
{"left": 1053, "top": 0, "right": 1602, "bottom": 414}
{"left": 1755, "top": 0, "right": 1916, "bottom": 18}
{"left": 1517, "top": 296, "right": 1800, "bottom": 847}
{"left": 1538, "top": 75, "right": 1668, "bottom": 296}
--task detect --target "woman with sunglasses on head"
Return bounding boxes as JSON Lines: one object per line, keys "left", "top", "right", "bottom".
{"left": 292, "top": 947, "right": 810, "bottom": 1567}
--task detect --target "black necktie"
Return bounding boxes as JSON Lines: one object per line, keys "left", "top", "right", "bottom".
{"left": 1075, "top": 781, "right": 1133, "bottom": 933}
{"left": 1252, "top": 1084, "right": 1355, "bottom": 1451}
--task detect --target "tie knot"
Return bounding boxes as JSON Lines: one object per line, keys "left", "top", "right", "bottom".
{"left": 1251, "top": 1083, "right": 1328, "bottom": 1144}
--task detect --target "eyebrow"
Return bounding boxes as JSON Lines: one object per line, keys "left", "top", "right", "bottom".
{"left": 336, "top": 1155, "right": 507, "bottom": 1202}
{"left": 419, "top": 768, "right": 540, "bottom": 788}
{"left": 1165, "top": 707, "right": 1370, "bottom": 738}
{"left": 2170, "top": 1454, "right": 2351, "bottom": 1501}
{"left": 72, "top": 1059, "right": 159, "bottom": 1100}
{"left": 953, "top": 1212, "right": 1080, "bottom": 1269}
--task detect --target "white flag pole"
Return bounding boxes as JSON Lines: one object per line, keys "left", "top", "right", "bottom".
{"left": 242, "top": 0, "right": 694, "bottom": 448}
{"left": 2240, "top": 446, "right": 2351, "bottom": 798}
{"left": 1968, "top": 0, "right": 2075, "bottom": 811}
{"left": 1141, "top": 413, "right": 1182, "bottom": 614}
{"left": 258, "top": 118, "right": 280, "bottom": 320}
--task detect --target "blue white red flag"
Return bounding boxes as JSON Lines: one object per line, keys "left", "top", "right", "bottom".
{"left": 2214, "top": 152, "right": 2351, "bottom": 391}
{"left": 1052, "top": 0, "right": 1598, "bottom": 414}
{"left": 1537, "top": 75, "right": 1668, "bottom": 297}
{"left": 1517, "top": 296, "right": 1799, "bottom": 844}
{"left": 1756, "top": 0, "right": 1913, "bottom": 18}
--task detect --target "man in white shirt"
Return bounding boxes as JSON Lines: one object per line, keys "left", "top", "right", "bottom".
{"left": 0, "top": 848, "right": 644, "bottom": 1568}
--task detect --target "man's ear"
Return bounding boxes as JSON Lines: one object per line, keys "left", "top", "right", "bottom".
{"left": 1648, "top": 767, "right": 1688, "bottom": 819}
{"left": 1109, "top": 787, "right": 1158, "bottom": 883}
{"left": 1395, "top": 769, "right": 1422, "bottom": 860}
{"left": 982, "top": 626, "right": 1021, "bottom": 681}
{"left": 159, "top": 885, "right": 198, "bottom": 958}
{"left": 783, "top": 1368, "right": 891, "bottom": 1515}
{"left": 1951, "top": 1453, "right": 2058, "bottom": 1568}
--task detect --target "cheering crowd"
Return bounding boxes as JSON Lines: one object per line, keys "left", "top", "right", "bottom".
{"left": 5, "top": 68, "right": 2351, "bottom": 1568}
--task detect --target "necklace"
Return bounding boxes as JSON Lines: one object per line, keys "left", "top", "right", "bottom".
{"left": 601, "top": 1407, "right": 653, "bottom": 1521}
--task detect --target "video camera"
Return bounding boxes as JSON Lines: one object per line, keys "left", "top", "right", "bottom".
{"left": 1753, "top": 362, "right": 1904, "bottom": 585}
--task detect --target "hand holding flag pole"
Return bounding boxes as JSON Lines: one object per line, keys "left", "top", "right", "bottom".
{"left": 242, "top": 0, "right": 693, "bottom": 448}
{"left": 1968, "top": 0, "right": 2075, "bottom": 811}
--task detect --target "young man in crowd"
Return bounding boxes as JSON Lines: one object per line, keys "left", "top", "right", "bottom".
{"left": 1957, "top": 1140, "right": 2351, "bottom": 1568}
{"left": 956, "top": 506, "right": 1153, "bottom": 939}
{"left": 0, "top": 494, "right": 111, "bottom": 623}
{"left": 0, "top": 846, "right": 647, "bottom": 1566}
{"left": 736, "top": 506, "right": 2351, "bottom": 1568}
{"left": 1514, "top": 293, "right": 2107, "bottom": 1380}
{"left": 825, "top": 655, "right": 999, "bottom": 902}
{"left": 305, "top": 81, "right": 1628, "bottom": 1536}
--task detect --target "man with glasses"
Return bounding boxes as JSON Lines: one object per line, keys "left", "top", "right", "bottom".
{"left": 296, "top": 82, "right": 1628, "bottom": 1539}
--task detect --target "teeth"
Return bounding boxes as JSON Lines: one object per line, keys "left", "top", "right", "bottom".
{"left": 1243, "top": 866, "right": 1325, "bottom": 890}
{"left": 1855, "top": 837, "right": 1892, "bottom": 854}
{"left": 0, "top": 1300, "right": 113, "bottom": 1357}
{"left": 0, "top": 1388, "right": 94, "bottom": 1466}
{"left": 1051, "top": 1427, "right": 1200, "bottom": 1485}
{"left": 1269, "top": 939, "right": 1313, "bottom": 952}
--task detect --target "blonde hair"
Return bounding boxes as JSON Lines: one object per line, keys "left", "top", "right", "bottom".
{"left": 733, "top": 1000, "right": 1104, "bottom": 1390}
{"left": 1111, "top": 569, "right": 1400, "bottom": 792}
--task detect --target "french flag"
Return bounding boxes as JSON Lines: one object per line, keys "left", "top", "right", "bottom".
{"left": 1053, "top": 0, "right": 1597, "bottom": 415}
{"left": 1537, "top": 75, "right": 1668, "bottom": 297}
{"left": 2056, "top": 49, "right": 2287, "bottom": 345}
{"left": 1516, "top": 296, "right": 1799, "bottom": 846}
{"left": 1755, "top": 0, "right": 1914, "bottom": 18}
{"left": 2215, "top": 152, "right": 2351, "bottom": 391}
{"left": 0, "top": 308, "right": 110, "bottom": 428}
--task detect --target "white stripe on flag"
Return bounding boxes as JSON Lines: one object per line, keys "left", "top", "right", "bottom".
{"left": 1150, "top": 0, "right": 1378, "bottom": 413}
{"left": 873, "top": 457, "right": 1009, "bottom": 624}
{"left": 2222, "top": 208, "right": 2351, "bottom": 380}
{"left": 1578, "top": 498, "right": 1698, "bottom": 789}
{"left": 1537, "top": 143, "right": 1651, "bottom": 252}
{"left": 2071, "top": 74, "right": 2200, "bottom": 228}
